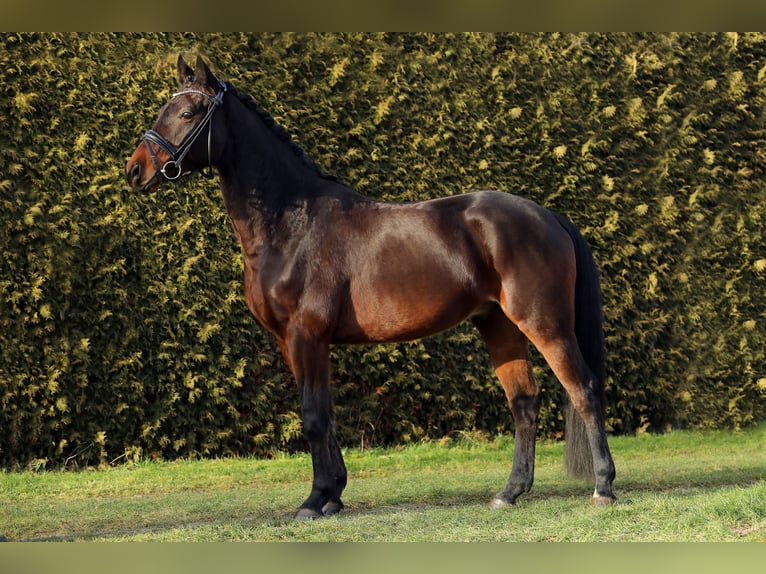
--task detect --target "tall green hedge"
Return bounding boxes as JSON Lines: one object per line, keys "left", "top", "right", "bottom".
{"left": 1, "top": 33, "right": 764, "bottom": 469}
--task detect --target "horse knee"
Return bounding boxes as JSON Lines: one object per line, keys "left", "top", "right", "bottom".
{"left": 302, "top": 408, "right": 331, "bottom": 442}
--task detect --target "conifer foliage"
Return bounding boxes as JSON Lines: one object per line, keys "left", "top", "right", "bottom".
{"left": 1, "top": 33, "right": 764, "bottom": 468}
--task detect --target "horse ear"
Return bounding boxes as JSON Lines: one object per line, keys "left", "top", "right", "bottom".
{"left": 177, "top": 55, "right": 194, "bottom": 87}
{"left": 194, "top": 55, "right": 217, "bottom": 88}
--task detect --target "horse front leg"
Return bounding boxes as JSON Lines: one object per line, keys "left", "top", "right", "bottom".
{"left": 281, "top": 328, "right": 348, "bottom": 520}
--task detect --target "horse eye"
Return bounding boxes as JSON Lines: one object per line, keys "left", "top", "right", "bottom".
{"left": 181, "top": 110, "right": 194, "bottom": 120}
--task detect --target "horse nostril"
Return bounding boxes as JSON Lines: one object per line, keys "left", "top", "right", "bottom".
{"left": 127, "top": 161, "right": 141, "bottom": 184}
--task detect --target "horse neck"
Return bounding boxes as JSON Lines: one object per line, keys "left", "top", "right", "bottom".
{"left": 215, "top": 93, "right": 325, "bottom": 248}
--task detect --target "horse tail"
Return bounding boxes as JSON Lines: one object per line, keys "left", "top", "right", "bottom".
{"left": 554, "top": 213, "right": 606, "bottom": 480}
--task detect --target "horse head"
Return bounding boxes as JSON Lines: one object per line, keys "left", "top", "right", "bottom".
{"left": 126, "top": 55, "right": 227, "bottom": 192}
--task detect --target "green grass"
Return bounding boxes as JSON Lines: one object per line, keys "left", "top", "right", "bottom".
{"left": 1, "top": 424, "right": 764, "bottom": 542}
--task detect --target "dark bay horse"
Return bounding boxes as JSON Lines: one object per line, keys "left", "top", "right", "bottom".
{"left": 126, "top": 55, "right": 616, "bottom": 519}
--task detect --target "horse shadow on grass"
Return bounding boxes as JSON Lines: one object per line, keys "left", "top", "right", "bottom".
{"left": 11, "top": 456, "right": 764, "bottom": 541}
{"left": 340, "top": 457, "right": 766, "bottom": 517}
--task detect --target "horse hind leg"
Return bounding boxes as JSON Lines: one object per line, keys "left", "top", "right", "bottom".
{"left": 472, "top": 305, "right": 541, "bottom": 508}
{"left": 530, "top": 331, "right": 616, "bottom": 505}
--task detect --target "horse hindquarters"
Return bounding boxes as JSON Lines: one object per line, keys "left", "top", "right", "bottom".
{"left": 484, "top": 200, "right": 616, "bottom": 505}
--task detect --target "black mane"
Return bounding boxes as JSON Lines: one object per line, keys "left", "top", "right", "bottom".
{"left": 226, "top": 82, "right": 339, "bottom": 184}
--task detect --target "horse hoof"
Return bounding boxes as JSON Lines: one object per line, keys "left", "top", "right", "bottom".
{"left": 321, "top": 500, "right": 343, "bottom": 516}
{"left": 488, "top": 497, "right": 514, "bottom": 510}
{"left": 295, "top": 507, "right": 322, "bottom": 520}
{"left": 591, "top": 494, "right": 617, "bottom": 507}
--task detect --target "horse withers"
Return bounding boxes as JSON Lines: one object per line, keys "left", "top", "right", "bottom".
{"left": 126, "top": 55, "right": 616, "bottom": 519}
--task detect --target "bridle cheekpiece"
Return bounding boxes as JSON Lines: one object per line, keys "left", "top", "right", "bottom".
{"left": 142, "top": 80, "right": 227, "bottom": 184}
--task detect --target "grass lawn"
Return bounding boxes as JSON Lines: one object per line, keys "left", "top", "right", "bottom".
{"left": 0, "top": 424, "right": 764, "bottom": 542}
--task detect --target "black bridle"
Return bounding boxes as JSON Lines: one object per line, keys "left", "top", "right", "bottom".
{"left": 142, "top": 81, "right": 227, "bottom": 183}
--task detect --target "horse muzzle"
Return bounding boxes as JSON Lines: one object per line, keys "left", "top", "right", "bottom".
{"left": 126, "top": 148, "right": 162, "bottom": 193}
